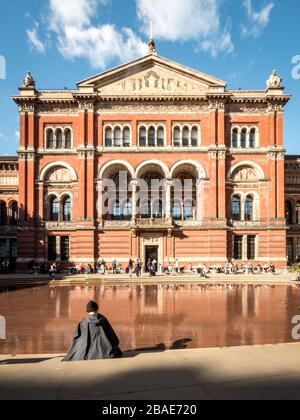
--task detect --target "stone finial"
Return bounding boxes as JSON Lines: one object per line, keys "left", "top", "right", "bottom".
{"left": 266, "top": 70, "right": 282, "bottom": 89}
{"left": 22, "top": 71, "right": 36, "bottom": 89}
{"left": 148, "top": 21, "right": 156, "bottom": 54}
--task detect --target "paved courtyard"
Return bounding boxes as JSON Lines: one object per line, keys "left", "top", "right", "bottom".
{"left": 1, "top": 343, "right": 300, "bottom": 400}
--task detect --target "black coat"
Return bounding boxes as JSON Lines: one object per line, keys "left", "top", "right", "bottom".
{"left": 63, "top": 314, "right": 123, "bottom": 361}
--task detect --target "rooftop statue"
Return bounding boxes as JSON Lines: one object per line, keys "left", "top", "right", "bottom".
{"left": 266, "top": 70, "right": 282, "bottom": 89}
{"left": 22, "top": 71, "right": 36, "bottom": 88}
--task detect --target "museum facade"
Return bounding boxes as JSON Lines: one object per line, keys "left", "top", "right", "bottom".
{"left": 0, "top": 40, "right": 298, "bottom": 269}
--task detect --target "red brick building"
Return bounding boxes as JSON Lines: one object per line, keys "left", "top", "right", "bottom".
{"left": 0, "top": 42, "right": 296, "bottom": 269}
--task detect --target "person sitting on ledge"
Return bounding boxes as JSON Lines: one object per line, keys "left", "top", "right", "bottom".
{"left": 63, "top": 300, "right": 123, "bottom": 361}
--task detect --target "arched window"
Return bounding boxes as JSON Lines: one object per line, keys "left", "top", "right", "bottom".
{"left": 232, "top": 128, "right": 238, "bottom": 148}
{"left": 191, "top": 127, "right": 198, "bottom": 147}
{"left": 0, "top": 202, "right": 7, "bottom": 225}
{"left": 174, "top": 127, "right": 181, "bottom": 147}
{"left": 286, "top": 201, "right": 293, "bottom": 225}
{"left": 105, "top": 127, "right": 113, "bottom": 147}
{"left": 113, "top": 201, "right": 121, "bottom": 220}
{"left": 10, "top": 202, "right": 18, "bottom": 226}
{"left": 46, "top": 129, "right": 54, "bottom": 149}
{"left": 182, "top": 127, "right": 189, "bottom": 147}
{"left": 114, "top": 127, "right": 122, "bottom": 147}
{"left": 172, "top": 201, "right": 182, "bottom": 221}
{"left": 148, "top": 127, "right": 156, "bottom": 147}
{"left": 140, "top": 200, "right": 151, "bottom": 219}
{"left": 65, "top": 129, "right": 72, "bottom": 149}
{"left": 50, "top": 197, "right": 59, "bottom": 222}
{"left": 153, "top": 201, "right": 163, "bottom": 219}
{"left": 123, "top": 201, "right": 132, "bottom": 220}
{"left": 241, "top": 129, "right": 247, "bottom": 148}
{"left": 139, "top": 127, "right": 147, "bottom": 147}
{"left": 157, "top": 127, "right": 164, "bottom": 147}
{"left": 62, "top": 196, "right": 71, "bottom": 222}
{"left": 249, "top": 128, "right": 256, "bottom": 148}
{"left": 245, "top": 195, "right": 254, "bottom": 221}
{"left": 183, "top": 201, "right": 193, "bottom": 221}
{"left": 123, "top": 127, "right": 131, "bottom": 147}
{"left": 56, "top": 129, "right": 63, "bottom": 149}
{"left": 232, "top": 195, "right": 241, "bottom": 221}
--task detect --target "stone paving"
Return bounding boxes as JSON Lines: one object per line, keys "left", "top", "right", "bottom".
{"left": 1, "top": 343, "right": 300, "bottom": 400}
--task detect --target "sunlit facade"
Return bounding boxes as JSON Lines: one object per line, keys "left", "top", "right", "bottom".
{"left": 0, "top": 42, "right": 294, "bottom": 269}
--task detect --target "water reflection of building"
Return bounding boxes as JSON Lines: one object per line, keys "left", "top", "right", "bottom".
{"left": 1, "top": 284, "right": 300, "bottom": 354}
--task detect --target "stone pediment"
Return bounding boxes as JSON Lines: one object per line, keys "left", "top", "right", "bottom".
{"left": 77, "top": 54, "right": 227, "bottom": 97}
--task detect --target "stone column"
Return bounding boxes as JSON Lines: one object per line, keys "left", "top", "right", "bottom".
{"left": 131, "top": 180, "right": 138, "bottom": 221}
{"left": 165, "top": 180, "right": 172, "bottom": 221}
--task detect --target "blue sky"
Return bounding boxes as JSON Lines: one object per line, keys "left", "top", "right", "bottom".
{"left": 0, "top": 0, "right": 300, "bottom": 155}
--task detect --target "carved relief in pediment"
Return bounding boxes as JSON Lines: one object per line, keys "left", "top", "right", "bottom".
{"left": 98, "top": 67, "right": 208, "bottom": 96}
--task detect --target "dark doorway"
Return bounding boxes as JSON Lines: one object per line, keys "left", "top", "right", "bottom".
{"left": 145, "top": 246, "right": 158, "bottom": 272}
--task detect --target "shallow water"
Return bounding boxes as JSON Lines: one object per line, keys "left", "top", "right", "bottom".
{"left": 1, "top": 283, "right": 300, "bottom": 355}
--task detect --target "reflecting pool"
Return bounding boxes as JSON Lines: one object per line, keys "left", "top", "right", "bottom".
{"left": 1, "top": 283, "right": 300, "bottom": 355}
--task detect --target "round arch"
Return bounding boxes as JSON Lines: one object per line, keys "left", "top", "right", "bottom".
{"left": 227, "top": 161, "right": 266, "bottom": 181}
{"left": 170, "top": 159, "right": 207, "bottom": 180}
{"left": 99, "top": 160, "right": 135, "bottom": 179}
{"left": 39, "top": 161, "right": 78, "bottom": 182}
{"left": 135, "top": 160, "right": 170, "bottom": 179}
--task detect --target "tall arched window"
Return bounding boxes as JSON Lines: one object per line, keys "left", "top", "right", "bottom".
{"left": 0, "top": 202, "right": 7, "bottom": 225}
{"left": 182, "top": 127, "right": 189, "bottom": 147}
{"left": 174, "top": 127, "right": 181, "bottom": 147}
{"left": 123, "top": 201, "right": 132, "bottom": 220}
{"left": 153, "top": 201, "right": 163, "bottom": 219}
{"left": 191, "top": 127, "right": 198, "bottom": 147}
{"left": 10, "top": 202, "right": 18, "bottom": 226}
{"left": 105, "top": 127, "right": 113, "bottom": 147}
{"left": 50, "top": 197, "right": 59, "bottom": 222}
{"left": 183, "top": 201, "right": 193, "bottom": 220}
{"left": 148, "top": 127, "right": 156, "bottom": 147}
{"left": 249, "top": 128, "right": 256, "bottom": 148}
{"left": 245, "top": 195, "right": 254, "bottom": 221}
{"left": 172, "top": 201, "right": 182, "bottom": 221}
{"left": 114, "top": 127, "right": 122, "bottom": 147}
{"left": 65, "top": 129, "right": 72, "bottom": 149}
{"left": 139, "top": 127, "right": 147, "bottom": 147}
{"left": 56, "top": 129, "right": 63, "bottom": 149}
{"left": 113, "top": 201, "right": 121, "bottom": 220}
{"left": 46, "top": 129, "right": 54, "bottom": 149}
{"left": 62, "top": 196, "right": 71, "bottom": 222}
{"left": 123, "top": 127, "right": 131, "bottom": 147}
{"left": 140, "top": 200, "right": 151, "bottom": 219}
{"left": 232, "top": 128, "right": 238, "bottom": 148}
{"left": 157, "top": 127, "right": 164, "bottom": 147}
{"left": 241, "top": 129, "right": 247, "bottom": 148}
{"left": 232, "top": 195, "right": 241, "bottom": 221}
{"left": 286, "top": 201, "right": 293, "bottom": 225}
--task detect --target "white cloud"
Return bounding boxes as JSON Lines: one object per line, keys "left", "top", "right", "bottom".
{"left": 136, "top": 0, "right": 234, "bottom": 57}
{"left": 15, "top": 131, "right": 20, "bottom": 141}
{"left": 47, "top": 0, "right": 147, "bottom": 70}
{"left": 27, "top": 23, "right": 46, "bottom": 53}
{"left": 241, "top": 0, "right": 274, "bottom": 38}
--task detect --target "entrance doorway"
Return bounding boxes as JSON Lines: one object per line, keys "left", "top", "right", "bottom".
{"left": 145, "top": 246, "right": 159, "bottom": 272}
